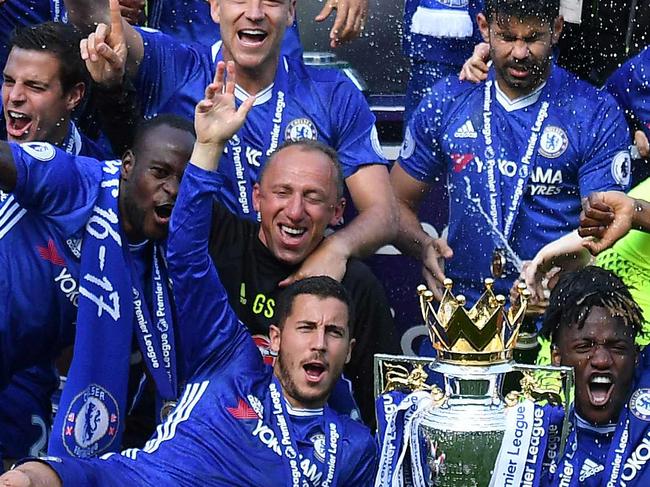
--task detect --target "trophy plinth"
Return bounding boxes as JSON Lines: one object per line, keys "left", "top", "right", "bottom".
{"left": 374, "top": 279, "right": 574, "bottom": 486}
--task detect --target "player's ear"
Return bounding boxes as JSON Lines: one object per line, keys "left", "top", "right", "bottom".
{"left": 208, "top": 0, "right": 221, "bottom": 24}
{"left": 551, "top": 16, "right": 564, "bottom": 45}
{"left": 345, "top": 338, "right": 355, "bottom": 364}
{"left": 477, "top": 13, "right": 490, "bottom": 43}
{"left": 252, "top": 183, "right": 261, "bottom": 212}
{"left": 551, "top": 344, "right": 561, "bottom": 367}
{"left": 269, "top": 324, "right": 281, "bottom": 353}
{"left": 329, "top": 197, "right": 345, "bottom": 227}
{"left": 286, "top": 0, "right": 296, "bottom": 27}
{"left": 64, "top": 82, "right": 85, "bottom": 112}
{"left": 121, "top": 149, "right": 136, "bottom": 180}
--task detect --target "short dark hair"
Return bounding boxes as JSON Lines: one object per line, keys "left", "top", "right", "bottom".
{"left": 483, "top": 0, "right": 560, "bottom": 24}
{"left": 131, "top": 114, "right": 196, "bottom": 156}
{"left": 275, "top": 276, "right": 354, "bottom": 337}
{"left": 9, "top": 21, "right": 88, "bottom": 93}
{"left": 541, "top": 266, "right": 644, "bottom": 345}
{"left": 260, "top": 140, "right": 345, "bottom": 199}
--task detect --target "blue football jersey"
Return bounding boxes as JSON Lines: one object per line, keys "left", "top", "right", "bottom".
{"left": 134, "top": 29, "right": 386, "bottom": 218}
{"left": 399, "top": 65, "right": 631, "bottom": 300}
{"left": 45, "top": 163, "right": 378, "bottom": 486}
{"left": 0, "top": 136, "right": 113, "bottom": 462}
{"left": 606, "top": 45, "right": 650, "bottom": 140}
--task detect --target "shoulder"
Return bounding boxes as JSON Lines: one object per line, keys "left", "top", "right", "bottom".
{"left": 287, "top": 59, "right": 364, "bottom": 98}
{"left": 552, "top": 65, "right": 621, "bottom": 113}
{"left": 414, "top": 74, "right": 481, "bottom": 120}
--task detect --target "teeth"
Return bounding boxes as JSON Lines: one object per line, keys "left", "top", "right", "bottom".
{"left": 281, "top": 225, "right": 305, "bottom": 236}
{"left": 591, "top": 377, "right": 612, "bottom": 384}
{"left": 241, "top": 29, "right": 265, "bottom": 35}
{"left": 8, "top": 111, "right": 27, "bottom": 119}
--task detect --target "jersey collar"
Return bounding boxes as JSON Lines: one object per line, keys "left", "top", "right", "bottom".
{"left": 495, "top": 79, "right": 547, "bottom": 112}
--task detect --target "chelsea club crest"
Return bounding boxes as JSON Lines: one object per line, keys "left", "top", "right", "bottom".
{"left": 630, "top": 388, "right": 650, "bottom": 421}
{"left": 63, "top": 384, "right": 119, "bottom": 457}
{"left": 285, "top": 118, "right": 318, "bottom": 142}
{"left": 538, "top": 126, "right": 568, "bottom": 159}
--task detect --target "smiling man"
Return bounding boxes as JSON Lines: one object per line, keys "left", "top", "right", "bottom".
{"left": 0, "top": 114, "right": 194, "bottom": 463}
{"left": 64, "top": 0, "right": 396, "bottom": 285}
{"left": 208, "top": 139, "right": 397, "bottom": 427}
{"left": 541, "top": 266, "right": 650, "bottom": 486}
{"left": 391, "top": 0, "right": 631, "bottom": 304}
{"left": 1, "top": 22, "right": 106, "bottom": 158}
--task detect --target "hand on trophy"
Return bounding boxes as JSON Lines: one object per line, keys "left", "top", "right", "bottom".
{"left": 421, "top": 237, "right": 453, "bottom": 301}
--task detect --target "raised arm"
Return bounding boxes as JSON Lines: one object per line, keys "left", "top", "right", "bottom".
{"left": 315, "top": 0, "right": 368, "bottom": 48}
{"left": 66, "top": 0, "right": 144, "bottom": 77}
{"left": 0, "top": 142, "right": 17, "bottom": 193}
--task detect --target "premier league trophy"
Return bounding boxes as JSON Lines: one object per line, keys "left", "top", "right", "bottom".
{"left": 374, "top": 279, "right": 574, "bottom": 487}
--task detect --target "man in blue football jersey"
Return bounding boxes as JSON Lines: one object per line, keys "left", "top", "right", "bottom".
{"left": 391, "top": 0, "right": 631, "bottom": 304}
{"left": 0, "top": 110, "right": 194, "bottom": 464}
{"left": 0, "top": 60, "right": 377, "bottom": 487}
{"left": 541, "top": 266, "right": 650, "bottom": 486}
{"left": 0, "top": 21, "right": 115, "bottom": 468}
{"left": 64, "top": 0, "right": 397, "bottom": 285}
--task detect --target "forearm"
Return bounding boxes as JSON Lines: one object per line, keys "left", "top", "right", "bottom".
{"left": 94, "top": 78, "right": 142, "bottom": 157}
{"left": 393, "top": 201, "right": 435, "bottom": 260}
{"left": 534, "top": 230, "right": 592, "bottom": 272}
{"left": 0, "top": 142, "right": 17, "bottom": 193}
{"left": 328, "top": 198, "right": 397, "bottom": 259}
{"left": 9, "top": 461, "right": 62, "bottom": 487}
{"left": 632, "top": 198, "right": 650, "bottom": 232}
{"left": 190, "top": 143, "right": 225, "bottom": 173}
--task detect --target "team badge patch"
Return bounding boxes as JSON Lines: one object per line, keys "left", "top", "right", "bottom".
{"left": 538, "top": 126, "right": 568, "bottom": 158}
{"left": 63, "top": 384, "right": 119, "bottom": 457}
{"left": 630, "top": 389, "right": 650, "bottom": 421}
{"left": 400, "top": 126, "right": 415, "bottom": 160}
{"left": 285, "top": 118, "right": 318, "bottom": 141}
{"left": 310, "top": 433, "right": 327, "bottom": 462}
{"left": 21, "top": 142, "right": 56, "bottom": 161}
{"left": 611, "top": 150, "right": 631, "bottom": 186}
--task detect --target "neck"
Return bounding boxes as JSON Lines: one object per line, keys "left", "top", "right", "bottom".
{"left": 118, "top": 192, "right": 142, "bottom": 244}
{"left": 222, "top": 53, "right": 279, "bottom": 96}
{"left": 52, "top": 117, "right": 72, "bottom": 147}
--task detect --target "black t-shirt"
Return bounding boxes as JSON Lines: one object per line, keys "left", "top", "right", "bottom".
{"left": 208, "top": 202, "right": 399, "bottom": 427}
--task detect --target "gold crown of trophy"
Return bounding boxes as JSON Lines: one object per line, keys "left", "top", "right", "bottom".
{"left": 374, "top": 278, "right": 574, "bottom": 487}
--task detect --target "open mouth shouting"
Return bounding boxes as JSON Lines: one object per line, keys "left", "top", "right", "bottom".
{"left": 587, "top": 373, "right": 614, "bottom": 407}
{"left": 153, "top": 203, "right": 174, "bottom": 226}
{"left": 280, "top": 224, "right": 306, "bottom": 241}
{"left": 237, "top": 29, "right": 268, "bottom": 47}
{"left": 303, "top": 361, "right": 328, "bottom": 384}
{"left": 6, "top": 110, "right": 33, "bottom": 139}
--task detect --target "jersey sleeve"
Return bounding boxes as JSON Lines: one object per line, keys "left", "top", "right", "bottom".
{"left": 167, "top": 163, "right": 260, "bottom": 379}
{"left": 329, "top": 77, "right": 388, "bottom": 178}
{"left": 398, "top": 92, "right": 447, "bottom": 182}
{"left": 605, "top": 46, "right": 650, "bottom": 138}
{"left": 134, "top": 27, "right": 205, "bottom": 117}
{"left": 9, "top": 142, "right": 103, "bottom": 235}
{"left": 45, "top": 380, "right": 219, "bottom": 486}
{"left": 577, "top": 96, "right": 632, "bottom": 197}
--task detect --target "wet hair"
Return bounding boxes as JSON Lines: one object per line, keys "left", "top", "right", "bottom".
{"left": 260, "top": 139, "right": 345, "bottom": 199}
{"left": 9, "top": 21, "right": 88, "bottom": 93}
{"left": 274, "top": 276, "right": 354, "bottom": 337}
{"left": 131, "top": 114, "right": 195, "bottom": 156}
{"left": 541, "top": 266, "right": 644, "bottom": 346}
{"left": 483, "top": 0, "right": 560, "bottom": 24}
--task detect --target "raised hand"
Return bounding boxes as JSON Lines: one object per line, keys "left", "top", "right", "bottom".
{"left": 80, "top": 0, "right": 127, "bottom": 88}
{"left": 459, "top": 42, "right": 490, "bottom": 83}
{"left": 191, "top": 61, "right": 255, "bottom": 171}
{"left": 315, "top": 0, "right": 368, "bottom": 48}
{"left": 579, "top": 191, "right": 635, "bottom": 255}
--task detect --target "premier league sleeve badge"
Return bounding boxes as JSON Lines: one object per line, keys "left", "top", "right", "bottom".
{"left": 630, "top": 389, "right": 650, "bottom": 421}
{"left": 62, "top": 384, "right": 120, "bottom": 457}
